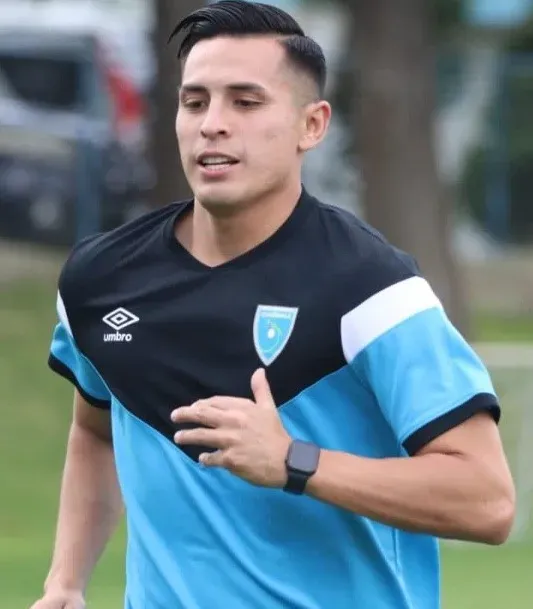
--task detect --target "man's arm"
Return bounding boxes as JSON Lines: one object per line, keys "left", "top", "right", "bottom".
{"left": 35, "top": 390, "right": 123, "bottom": 605}
{"left": 333, "top": 274, "right": 515, "bottom": 544}
{"left": 173, "top": 371, "right": 515, "bottom": 546}
{"left": 306, "top": 411, "right": 515, "bottom": 545}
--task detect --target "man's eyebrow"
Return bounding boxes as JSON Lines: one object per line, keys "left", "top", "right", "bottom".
{"left": 179, "top": 82, "right": 268, "bottom": 95}
{"left": 179, "top": 84, "right": 207, "bottom": 95}
{"left": 226, "top": 82, "right": 268, "bottom": 95}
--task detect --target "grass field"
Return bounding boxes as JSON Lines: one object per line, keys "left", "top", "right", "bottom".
{"left": 1, "top": 277, "right": 532, "bottom": 608}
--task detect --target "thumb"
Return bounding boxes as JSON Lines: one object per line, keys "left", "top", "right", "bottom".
{"left": 251, "top": 368, "right": 276, "bottom": 408}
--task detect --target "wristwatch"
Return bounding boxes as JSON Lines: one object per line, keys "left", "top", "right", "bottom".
{"left": 283, "top": 440, "right": 321, "bottom": 494}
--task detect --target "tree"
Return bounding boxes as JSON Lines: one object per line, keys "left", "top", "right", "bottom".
{"left": 350, "top": 0, "right": 469, "bottom": 333}
{"left": 150, "top": 0, "right": 203, "bottom": 207}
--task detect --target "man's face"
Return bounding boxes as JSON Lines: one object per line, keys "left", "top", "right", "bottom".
{"left": 176, "top": 35, "right": 323, "bottom": 213}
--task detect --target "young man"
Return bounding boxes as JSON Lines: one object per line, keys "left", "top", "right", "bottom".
{"left": 32, "top": 2, "right": 515, "bottom": 608}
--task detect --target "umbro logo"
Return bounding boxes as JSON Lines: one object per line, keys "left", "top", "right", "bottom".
{"left": 103, "top": 308, "right": 139, "bottom": 331}
{"left": 102, "top": 308, "right": 139, "bottom": 342}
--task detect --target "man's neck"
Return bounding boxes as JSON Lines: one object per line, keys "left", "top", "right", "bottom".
{"left": 177, "top": 183, "right": 302, "bottom": 267}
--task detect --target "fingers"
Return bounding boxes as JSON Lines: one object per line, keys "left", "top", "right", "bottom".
{"left": 199, "top": 448, "right": 243, "bottom": 470}
{"left": 199, "top": 449, "right": 226, "bottom": 467}
{"left": 29, "top": 596, "right": 84, "bottom": 609}
{"left": 251, "top": 368, "right": 276, "bottom": 408}
{"left": 171, "top": 397, "right": 252, "bottom": 426}
{"left": 174, "top": 427, "right": 233, "bottom": 449}
{"left": 171, "top": 403, "right": 225, "bottom": 427}
{"left": 207, "top": 397, "right": 252, "bottom": 411}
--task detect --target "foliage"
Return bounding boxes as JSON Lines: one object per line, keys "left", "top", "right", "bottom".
{"left": 460, "top": 20, "right": 533, "bottom": 244}
{"left": 433, "top": 0, "right": 464, "bottom": 34}
{"left": 332, "top": 0, "right": 463, "bottom": 33}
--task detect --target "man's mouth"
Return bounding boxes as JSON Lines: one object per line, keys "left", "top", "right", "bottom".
{"left": 197, "top": 154, "right": 240, "bottom": 169}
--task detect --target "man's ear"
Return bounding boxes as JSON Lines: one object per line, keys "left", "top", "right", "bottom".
{"left": 298, "top": 100, "right": 332, "bottom": 153}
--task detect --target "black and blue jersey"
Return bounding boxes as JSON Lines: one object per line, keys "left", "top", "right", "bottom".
{"left": 49, "top": 188, "right": 499, "bottom": 609}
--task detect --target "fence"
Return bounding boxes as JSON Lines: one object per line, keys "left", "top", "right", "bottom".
{"left": 473, "top": 342, "right": 533, "bottom": 543}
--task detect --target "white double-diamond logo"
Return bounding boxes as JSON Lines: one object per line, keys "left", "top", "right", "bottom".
{"left": 103, "top": 307, "right": 139, "bottom": 331}
{"left": 102, "top": 308, "right": 139, "bottom": 342}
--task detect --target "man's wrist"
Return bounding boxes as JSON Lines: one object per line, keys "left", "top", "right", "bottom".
{"left": 44, "top": 573, "right": 86, "bottom": 597}
{"left": 283, "top": 440, "right": 321, "bottom": 494}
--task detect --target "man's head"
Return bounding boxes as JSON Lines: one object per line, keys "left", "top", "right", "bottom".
{"left": 170, "top": 0, "right": 331, "bottom": 214}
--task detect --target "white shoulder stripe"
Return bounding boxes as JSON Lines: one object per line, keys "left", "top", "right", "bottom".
{"left": 341, "top": 276, "right": 442, "bottom": 363}
{"left": 56, "top": 291, "right": 73, "bottom": 337}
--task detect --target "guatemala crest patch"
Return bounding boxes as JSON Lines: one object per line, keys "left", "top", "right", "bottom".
{"left": 253, "top": 305, "right": 299, "bottom": 366}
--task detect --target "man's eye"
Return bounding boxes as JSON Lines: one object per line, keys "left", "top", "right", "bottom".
{"left": 235, "top": 99, "right": 261, "bottom": 108}
{"left": 182, "top": 100, "right": 205, "bottom": 110}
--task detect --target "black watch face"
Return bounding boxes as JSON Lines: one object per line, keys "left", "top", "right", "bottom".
{"left": 289, "top": 442, "right": 319, "bottom": 474}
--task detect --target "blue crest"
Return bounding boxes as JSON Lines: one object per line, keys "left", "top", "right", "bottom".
{"left": 253, "top": 305, "right": 299, "bottom": 366}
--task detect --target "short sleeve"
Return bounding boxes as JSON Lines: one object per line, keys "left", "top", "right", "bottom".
{"left": 48, "top": 290, "right": 111, "bottom": 409}
{"left": 341, "top": 276, "right": 500, "bottom": 455}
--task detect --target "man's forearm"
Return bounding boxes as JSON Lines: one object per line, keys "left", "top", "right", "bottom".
{"left": 44, "top": 423, "right": 123, "bottom": 595}
{"left": 306, "top": 449, "right": 514, "bottom": 544}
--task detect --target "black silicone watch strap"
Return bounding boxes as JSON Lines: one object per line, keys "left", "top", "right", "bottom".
{"left": 284, "top": 469, "right": 311, "bottom": 494}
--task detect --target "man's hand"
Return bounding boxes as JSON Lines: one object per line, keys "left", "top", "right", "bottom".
{"left": 29, "top": 589, "right": 85, "bottom": 609}
{"left": 171, "top": 368, "right": 291, "bottom": 487}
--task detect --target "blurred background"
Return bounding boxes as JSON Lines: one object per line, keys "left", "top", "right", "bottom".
{"left": 0, "top": 0, "right": 532, "bottom": 607}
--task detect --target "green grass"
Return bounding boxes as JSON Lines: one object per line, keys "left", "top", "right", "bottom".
{"left": 0, "top": 277, "right": 531, "bottom": 608}
{"left": 0, "top": 277, "right": 126, "bottom": 607}
{"left": 473, "top": 312, "right": 533, "bottom": 342}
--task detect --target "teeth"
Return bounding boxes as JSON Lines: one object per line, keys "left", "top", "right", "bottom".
{"left": 201, "top": 157, "right": 235, "bottom": 166}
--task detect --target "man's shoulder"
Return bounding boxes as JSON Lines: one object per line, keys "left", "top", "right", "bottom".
{"left": 312, "top": 197, "right": 421, "bottom": 307}
{"left": 58, "top": 201, "right": 185, "bottom": 305}
{"left": 315, "top": 197, "right": 404, "bottom": 257}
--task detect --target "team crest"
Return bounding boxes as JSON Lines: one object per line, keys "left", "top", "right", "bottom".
{"left": 253, "top": 305, "right": 299, "bottom": 366}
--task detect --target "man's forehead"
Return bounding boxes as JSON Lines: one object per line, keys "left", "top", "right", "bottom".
{"left": 182, "top": 35, "right": 287, "bottom": 85}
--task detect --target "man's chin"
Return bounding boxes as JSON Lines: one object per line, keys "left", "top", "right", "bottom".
{"left": 194, "top": 185, "right": 245, "bottom": 214}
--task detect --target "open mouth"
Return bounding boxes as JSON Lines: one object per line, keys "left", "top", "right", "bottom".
{"left": 198, "top": 155, "right": 240, "bottom": 171}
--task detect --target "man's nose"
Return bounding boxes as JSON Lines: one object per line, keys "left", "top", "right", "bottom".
{"left": 200, "top": 103, "right": 230, "bottom": 139}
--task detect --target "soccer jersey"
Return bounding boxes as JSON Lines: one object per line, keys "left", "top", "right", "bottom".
{"left": 48, "top": 188, "right": 500, "bottom": 609}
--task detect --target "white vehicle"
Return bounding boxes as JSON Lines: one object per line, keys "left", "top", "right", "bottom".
{"left": 0, "top": 1, "right": 154, "bottom": 244}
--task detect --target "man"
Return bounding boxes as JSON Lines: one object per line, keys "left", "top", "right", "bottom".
{"left": 31, "top": 2, "right": 515, "bottom": 608}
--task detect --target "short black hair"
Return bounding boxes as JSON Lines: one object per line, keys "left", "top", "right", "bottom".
{"left": 168, "top": 0, "right": 327, "bottom": 98}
